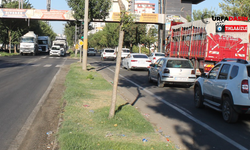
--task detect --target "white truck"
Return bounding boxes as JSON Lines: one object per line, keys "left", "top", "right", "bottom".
{"left": 50, "top": 37, "right": 67, "bottom": 57}
{"left": 38, "top": 36, "right": 51, "bottom": 54}
{"left": 20, "top": 31, "right": 38, "bottom": 56}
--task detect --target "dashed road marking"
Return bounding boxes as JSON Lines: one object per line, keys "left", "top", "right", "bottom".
{"left": 44, "top": 64, "right": 52, "bottom": 67}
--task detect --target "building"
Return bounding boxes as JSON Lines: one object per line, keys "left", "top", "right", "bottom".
{"left": 135, "top": 1, "right": 155, "bottom": 14}
{"left": 88, "top": 22, "right": 106, "bottom": 35}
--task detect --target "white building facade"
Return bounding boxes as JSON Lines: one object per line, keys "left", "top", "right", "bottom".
{"left": 135, "top": 1, "right": 155, "bottom": 14}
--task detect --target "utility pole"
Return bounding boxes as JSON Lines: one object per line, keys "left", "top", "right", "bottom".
{"left": 82, "top": 0, "right": 89, "bottom": 70}
{"left": 47, "top": 0, "right": 51, "bottom": 11}
{"left": 75, "top": 24, "right": 77, "bottom": 57}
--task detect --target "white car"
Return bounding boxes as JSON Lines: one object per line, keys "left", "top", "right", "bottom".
{"left": 87, "top": 48, "right": 96, "bottom": 56}
{"left": 101, "top": 48, "right": 116, "bottom": 61}
{"left": 148, "top": 57, "right": 196, "bottom": 88}
{"left": 122, "top": 53, "right": 152, "bottom": 70}
{"left": 194, "top": 58, "right": 250, "bottom": 123}
{"left": 148, "top": 52, "right": 165, "bottom": 64}
{"left": 121, "top": 48, "right": 130, "bottom": 58}
{"left": 50, "top": 45, "right": 65, "bottom": 57}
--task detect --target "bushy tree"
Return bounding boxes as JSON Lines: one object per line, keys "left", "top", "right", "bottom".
{"left": 219, "top": 0, "right": 250, "bottom": 17}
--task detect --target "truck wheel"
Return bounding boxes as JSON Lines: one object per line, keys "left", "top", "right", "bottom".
{"left": 222, "top": 97, "right": 238, "bottom": 123}
{"left": 194, "top": 86, "right": 204, "bottom": 108}
{"left": 157, "top": 75, "right": 164, "bottom": 88}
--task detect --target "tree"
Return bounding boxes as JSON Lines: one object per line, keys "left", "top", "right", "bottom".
{"left": 0, "top": 0, "right": 56, "bottom": 53}
{"left": 67, "top": 0, "right": 111, "bottom": 21}
{"left": 64, "top": 22, "right": 75, "bottom": 47}
{"left": 141, "top": 26, "right": 157, "bottom": 54}
{"left": 191, "top": 8, "right": 218, "bottom": 21}
{"left": 219, "top": 0, "right": 250, "bottom": 17}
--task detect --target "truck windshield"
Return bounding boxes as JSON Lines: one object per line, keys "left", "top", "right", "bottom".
{"left": 38, "top": 40, "right": 48, "bottom": 44}
{"left": 21, "top": 37, "right": 34, "bottom": 43}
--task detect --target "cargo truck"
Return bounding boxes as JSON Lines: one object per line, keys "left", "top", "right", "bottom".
{"left": 38, "top": 36, "right": 51, "bottom": 54}
{"left": 165, "top": 18, "right": 250, "bottom": 76}
{"left": 20, "top": 31, "right": 38, "bottom": 56}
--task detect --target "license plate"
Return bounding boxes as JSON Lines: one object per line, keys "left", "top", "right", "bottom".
{"left": 174, "top": 77, "right": 188, "bottom": 81}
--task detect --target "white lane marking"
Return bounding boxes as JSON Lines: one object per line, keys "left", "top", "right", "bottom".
{"left": 106, "top": 67, "right": 248, "bottom": 150}
{"left": 31, "top": 64, "right": 40, "bottom": 67}
{"left": 55, "top": 65, "right": 61, "bottom": 68}
{"left": 44, "top": 64, "right": 52, "bottom": 67}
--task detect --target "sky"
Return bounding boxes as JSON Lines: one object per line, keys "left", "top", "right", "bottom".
{"left": 28, "top": 0, "right": 223, "bottom": 35}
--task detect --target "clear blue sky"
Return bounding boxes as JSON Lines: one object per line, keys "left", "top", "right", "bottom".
{"left": 28, "top": 0, "right": 223, "bottom": 35}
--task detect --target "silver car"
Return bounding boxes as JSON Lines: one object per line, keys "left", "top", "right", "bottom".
{"left": 148, "top": 57, "right": 196, "bottom": 88}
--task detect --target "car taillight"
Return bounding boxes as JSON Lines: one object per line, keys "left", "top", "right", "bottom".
{"left": 164, "top": 69, "right": 170, "bottom": 73}
{"left": 131, "top": 60, "right": 137, "bottom": 62}
{"left": 146, "top": 60, "right": 151, "bottom": 62}
{"left": 103, "top": 52, "right": 106, "bottom": 55}
{"left": 153, "top": 57, "right": 156, "bottom": 59}
{"left": 191, "top": 70, "right": 195, "bottom": 74}
{"left": 241, "top": 80, "right": 249, "bottom": 93}
{"left": 114, "top": 53, "right": 116, "bottom": 55}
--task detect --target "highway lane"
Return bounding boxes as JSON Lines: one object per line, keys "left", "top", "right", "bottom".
{"left": 0, "top": 55, "right": 76, "bottom": 150}
{"left": 88, "top": 55, "right": 250, "bottom": 150}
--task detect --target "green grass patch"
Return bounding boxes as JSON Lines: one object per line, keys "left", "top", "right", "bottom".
{"left": 58, "top": 62, "right": 176, "bottom": 150}
{"left": 0, "top": 52, "right": 19, "bottom": 56}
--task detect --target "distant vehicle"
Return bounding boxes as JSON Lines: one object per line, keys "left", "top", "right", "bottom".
{"left": 50, "top": 45, "right": 65, "bottom": 57}
{"left": 38, "top": 36, "right": 51, "bottom": 54}
{"left": 122, "top": 53, "right": 151, "bottom": 70}
{"left": 194, "top": 58, "right": 250, "bottom": 123}
{"left": 148, "top": 52, "right": 165, "bottom": 64}
{"left": 87, "top": 48, "right": 96, "bottom": 56}
{"left": 20, "top": 31, "right": 38, "bottom": 56}
{"left": 101, "top": 48, "right": 116, "bottom": 61}
{"left": 148, "top": 57, "right": 196, "bottom": 88}
{"left": 52, "top": 37, "right": 67, "bottom": 57}
{"left": 121, "top": 48, "right": 130, "bottom": 59}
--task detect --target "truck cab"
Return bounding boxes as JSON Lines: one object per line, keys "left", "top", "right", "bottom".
{"left": 20, "top": 31, "right": 38, "bottom": 56}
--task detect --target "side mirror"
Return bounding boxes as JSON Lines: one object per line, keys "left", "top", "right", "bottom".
{"left": 150, "top": 64, "right": 155, "bottom": 67}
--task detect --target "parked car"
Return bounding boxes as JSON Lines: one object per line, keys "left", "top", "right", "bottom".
{"left": 148, "top": 52, "right": 165, "bottom": 63}
{"left": 148, "top": 57, "right": 196, "bottom": 88}
{"left": 121, "top": 48, "right": 130, "bottom": 59}
{"left": 122, "top": 53, "right": 151, "bottom": 70}
{"left": 87, "top": 48, "right": 96, "bottom": 56}
{"left": 101, "top": 48, "right": 116, "bottom": 61}
{"left": 194, "top": 58, "right": 250, "bottom": 123}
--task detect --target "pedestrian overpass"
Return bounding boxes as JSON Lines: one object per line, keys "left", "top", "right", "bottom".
{"left": 0, "top": 8, "right": 165, "bottom": 24}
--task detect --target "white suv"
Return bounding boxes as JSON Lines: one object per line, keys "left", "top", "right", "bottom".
{"left": 101, "top": 48, "right": 116, "bottom": 61}
{"left": 194, "top": 58, "right": 250, "bottom": 123}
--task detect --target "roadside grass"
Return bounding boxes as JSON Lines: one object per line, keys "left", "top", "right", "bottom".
{"left": 0, "top": 52, "right": 19, "bottom": 56}
{"left": 58, "top": 62, "right": 176, "bottom": 150}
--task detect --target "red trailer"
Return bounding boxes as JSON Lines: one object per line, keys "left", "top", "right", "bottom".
{"left": 165, "top": 19, "right": 250, "bottom": 75}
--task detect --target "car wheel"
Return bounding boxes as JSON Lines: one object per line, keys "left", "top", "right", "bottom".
{"left": 194, "top": 86, "right": 204, "bottom": 108}
{"left": 101, "top": 57, "right": 104, "bottom": 61}
{"left": 157, "top": 75, "right": 164, "bottom": 88}
{"left": 148, "top": 71, "right": 153, "bottom": 83}
{"left": 222, "top": 97, "right": 238, "bottom": 123}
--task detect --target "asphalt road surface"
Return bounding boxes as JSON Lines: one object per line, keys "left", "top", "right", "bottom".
{"left": 0, "top": 54, "right": 76, "bottom": 150}
{"left": 87, "top": 55, "right": 250, "bottom": 150}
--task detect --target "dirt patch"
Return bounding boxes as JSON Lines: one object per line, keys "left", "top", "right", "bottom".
{"left": 18, "top": 65, "right": 70, "bottom": 150}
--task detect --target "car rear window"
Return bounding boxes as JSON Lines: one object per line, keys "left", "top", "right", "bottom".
{"left": 155, "top": 53, "right": 165, "bottom": 56}
{"left": 88, "top": 49, "right": 94, "bottom": 51}
{"left": 133, "top": 55, "right": 148, "bottom": 58}
{"left": 122, "top": 50, "right": 130, "bottom": 53}
{"left": 105, "top": 50, "right": 114, "bottom": 53}
{"left": 166, "top": 60, "right": 193, "bottom": 68}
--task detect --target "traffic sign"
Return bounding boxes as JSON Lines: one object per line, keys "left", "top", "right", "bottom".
{"left": 75, "top": 44, "right": 79, "bottom": 49}
{"left": 79, "top": 40, "right": 83, "bottom": 46}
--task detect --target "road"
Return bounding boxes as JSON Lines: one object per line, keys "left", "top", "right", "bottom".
{"left": 87, "top": 55, "right": 250, "bottom": 150}
{"left": 1, "top": 54, "right": 250, "bottom": 150}
{"left": 0, "top": 54, "right": 76, "bottom": 150}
